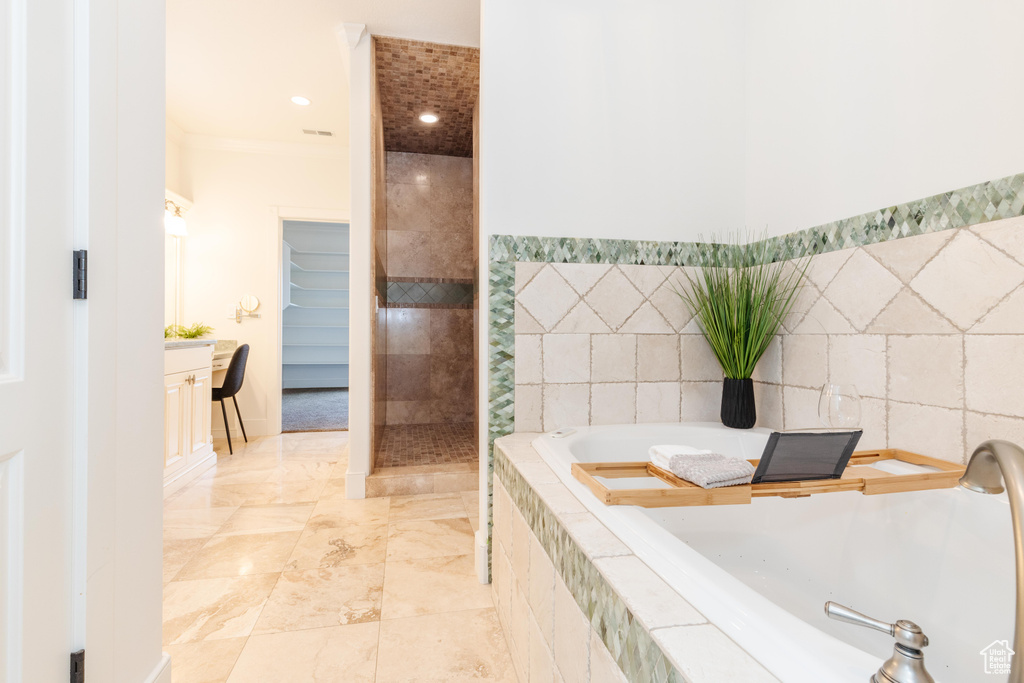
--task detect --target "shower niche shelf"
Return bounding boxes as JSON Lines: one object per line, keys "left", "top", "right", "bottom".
{"left": 571, "top": 449, "right": 966, "bottom": 508}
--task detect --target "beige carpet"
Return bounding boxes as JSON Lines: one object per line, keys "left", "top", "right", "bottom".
{"left": 281, "top": 388, "right": 349, "bottom": 432}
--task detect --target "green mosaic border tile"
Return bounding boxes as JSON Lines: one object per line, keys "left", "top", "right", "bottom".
{"left": 483, "top": 170, "right": 1024, "bottom": 586}
{"left": 494, "top": 447, "right": 685, "bottom": 683}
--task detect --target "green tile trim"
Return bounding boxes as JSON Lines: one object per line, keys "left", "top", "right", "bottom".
{"left": 495, "top": 446, "right": 682, "bottom": 682}
{"left": 483, "top": 170, "right": 1024, "bottom": 585}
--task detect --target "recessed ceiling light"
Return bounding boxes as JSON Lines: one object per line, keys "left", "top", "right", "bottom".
{"left": 419, "top": 113, "right": 439, "bottom": 123}
{"left": 291, "top": 96, "right": 311, "bottom": 106}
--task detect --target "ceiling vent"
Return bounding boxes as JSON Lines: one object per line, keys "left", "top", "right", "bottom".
{"left": 302, "top": 129, "right": 334, "bottom": 137}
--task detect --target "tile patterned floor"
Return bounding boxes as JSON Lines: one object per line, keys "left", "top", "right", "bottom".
{"left": 163, "top": 431, "right": 512, "bottom": 682}
{"left": 374, "top": 423, "right": 477, "bottom": 469}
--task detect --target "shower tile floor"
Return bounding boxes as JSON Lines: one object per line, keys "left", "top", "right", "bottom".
{"left": 162, "top": 431, "right": 512, "bottom": 682}
{"left": 374, "top": 422, "right": 477, "bottom": 469}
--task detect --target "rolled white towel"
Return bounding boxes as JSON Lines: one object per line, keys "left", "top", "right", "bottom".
{"left": 648, "top": 445, "right": 754, "bottom": 489}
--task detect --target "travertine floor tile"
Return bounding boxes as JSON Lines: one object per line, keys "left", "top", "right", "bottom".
{"left": 285, "top": 523, "right": 388, "bottom": 571}
{"left": 388, "top": 492, "right": 468, "bottom": 521}
{"left": 163, "top": 574, "right": 279, "bottom": 645}
{"left": 253, "top": 564, "right": 385, "bottom": 634}
{"left": 174, "top": 531, "right": 302, "bottom": 581}
{"left": 163, "top": 508, "right": 238, "bottom": 541}
{"left": 217, "top": 504, "right": 314, "bottom": 536}
{"left": 164, "top": 638, "right": 246, "bottom": 683}
{"left": 227, "top": 623, "right": 378, "bottom": 683}
{"left": 376, "top": 608, "right": 516, "bottom": 682}
{"left": 308, "top": 498, "right": 390, "bottom": 529}
{"left": 386, "top": 518, "right": 475, "bottom": 561}
{"left": 381, "top": 554, "right": 492, "bottom": 620}
{"left": 163, "top": 538, "right": 208, "bottom": 584}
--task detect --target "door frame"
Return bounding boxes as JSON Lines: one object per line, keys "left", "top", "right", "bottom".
{"left": 269, "top": 206, "right": 350, "bottom": 435}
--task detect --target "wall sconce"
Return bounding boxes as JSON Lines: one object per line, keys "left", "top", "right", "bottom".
{"left": 164, "top": 199, "right": 188, "bottom": 236}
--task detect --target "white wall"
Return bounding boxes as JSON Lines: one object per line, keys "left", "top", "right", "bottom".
{"left": 479, "top": 0, "right": 747, "bottom": 243}
{"left": 177, "top": 141, "right": 349, "bottom": 436}
{"left": 744, "top": 0, "right": 1024, "bottom": 236}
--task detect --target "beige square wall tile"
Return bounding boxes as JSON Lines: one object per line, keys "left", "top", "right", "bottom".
{"left": 591, "top": 383, "right": 637, "bottom": 425}
{"left": 227, "top": 623, "right": 379, "bottom": 683}
{"left": 829, "top": 335, "right": 886, "bottom": 399}
{"left": 592, "top": 335, "right": 637, "bottom": 382}
{"left": 515, "top": 384, "right": 543, "bottom": 432}
{"left": 888, "top": 335, "right": 963, "bottom": 409}
{"left": 590, "top": 629, "right": 628, "bottom": 683}
{"left": 553, "top": 575, "right": 590, "bottom": 683}
{"left": 515, "top": 334, "right": 543, "bottom": 384}
{"left": 519, "top": 267, "right": 580, "bottom": 331}
{"left": 529, "top": 610, "right": 556, "bottom": 683}
{"left": 543, "top": 334, "right": 591, "bottom": 383}
{"left": 680, "top": 335, "right": 722, "bottom": 382}
{"left": 528, "top": 531, "right": 555, "bottom": 648}
{"left": 966, "top": 336, "right": 1024, "bottom": 417}
{"left": 509, "top": 579, "right": 530, "bottom": 681}
{"left": 753, "top": 382, "right": 783, "bottom": 430}
{"left": 857, "top": 397, "right": 888, "bottom": 451}
{"left": 783, "top": 385, "right": 821, "bottom": 430}
{"left": 637, "top": 383, "right": 682, "bottom": 423}
{"left": 782, "top": 335, "right": 827, "bottom": 389}
{"left": 680, "top": 382, "right": 722, "bottom": 422}
{"left": 543, "top": 384, "right": 590, "bottom": 432}
{"left": 751, "top": 336, "right": 782, "bottom": 385}
{"left": 510, "top": 506, "right": 531, "bottom": 591}
{"left": 637, "top": 335, "right": 680, "bottom": 382}
{"left": 966, "top": 411, "right": 1024, "bottom": 451}
{"left": 888, "top": 402, "right": 965, "bottom": 463}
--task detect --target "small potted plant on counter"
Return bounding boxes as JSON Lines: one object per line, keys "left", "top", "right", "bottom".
{"left": 676, "top": 237, "right": 807, "bottom": 429}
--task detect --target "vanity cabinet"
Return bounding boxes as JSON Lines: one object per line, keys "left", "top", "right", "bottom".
{"left": 164, "top": 343, "right": 217, "bottom": 496}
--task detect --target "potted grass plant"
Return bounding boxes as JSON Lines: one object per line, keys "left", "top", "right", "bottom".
{"left": 676, "top": 238, "right": 807, "bottom": 429}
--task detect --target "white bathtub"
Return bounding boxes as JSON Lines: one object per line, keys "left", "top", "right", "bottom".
{"left": 532, "top": 422, "right": 1014, "bottom": 683}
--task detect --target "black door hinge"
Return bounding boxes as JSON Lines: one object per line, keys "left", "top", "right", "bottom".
{"left": 73, "top": 250, "right": 87, "bottom": 300}
{"left": 70, "top": 649, "right": 84, "bottom": 683}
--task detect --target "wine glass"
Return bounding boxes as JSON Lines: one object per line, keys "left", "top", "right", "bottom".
{"left": 818, "top": 383, "right": 861, "bottom": 429}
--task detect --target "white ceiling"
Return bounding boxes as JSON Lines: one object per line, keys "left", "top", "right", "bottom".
{"left": 166, "top": 0, "right": 480, "bottom": 145}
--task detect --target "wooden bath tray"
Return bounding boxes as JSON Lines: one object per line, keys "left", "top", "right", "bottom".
{"left": 570, "top": 450, "right": 965, "bottom": 508}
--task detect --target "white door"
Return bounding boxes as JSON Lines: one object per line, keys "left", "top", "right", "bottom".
{"left": 0, "top": 0, "right": 80, "bottom": 679}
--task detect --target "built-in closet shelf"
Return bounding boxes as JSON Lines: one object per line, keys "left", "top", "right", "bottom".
{"left": 283, "top": 220, "right": 350, "bottom": 389}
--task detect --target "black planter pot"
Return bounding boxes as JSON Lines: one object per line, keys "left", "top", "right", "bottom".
{"left": 721, "top": 377, "right": 756, "bottom": 429}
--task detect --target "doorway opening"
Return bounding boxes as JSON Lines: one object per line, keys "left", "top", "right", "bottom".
{"left": 281, "top": 219, "right": 350, "bottom": 432}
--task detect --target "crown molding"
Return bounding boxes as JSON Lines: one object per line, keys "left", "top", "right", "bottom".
{"left": 342, "top": 23, "right": 367, "bottom": 49}
{"left": 181, "top": 133, "right": 349, "bottom": 159}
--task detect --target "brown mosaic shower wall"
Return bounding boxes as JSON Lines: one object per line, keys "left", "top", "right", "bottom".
{"left": 384, "top": 151, "right": 475, "bottom": 425}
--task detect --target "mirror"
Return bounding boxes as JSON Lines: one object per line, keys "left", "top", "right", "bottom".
{"left": 239, "top": 294, "right": 260, "bottom": 313}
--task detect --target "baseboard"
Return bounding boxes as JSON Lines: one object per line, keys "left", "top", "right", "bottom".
{"left": 162, "top": 450, "right": 217, "bottom": 499}
{"left": 346, "top": 471, "right": 366, "bottom": 499}
{"left": 475, "top": 530, "right": 490, "bottom": 585}
{"left": 143, "top": 653, "right": 172, "bottom": 683}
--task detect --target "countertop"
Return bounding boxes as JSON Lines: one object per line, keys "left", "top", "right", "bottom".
{"left": 165, "top": 339, "right": 216, "bottom": 350}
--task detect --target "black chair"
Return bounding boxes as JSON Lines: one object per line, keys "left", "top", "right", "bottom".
{"left": 213, "top": 344, "right": 249, "bottom": 454}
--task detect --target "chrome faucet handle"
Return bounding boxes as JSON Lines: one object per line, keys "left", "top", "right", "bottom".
{"left": 825, "top": 602, "right": 934, "bottom": 683}
{"left": 825, "top": 602, "right": 929, "bottom": 650}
